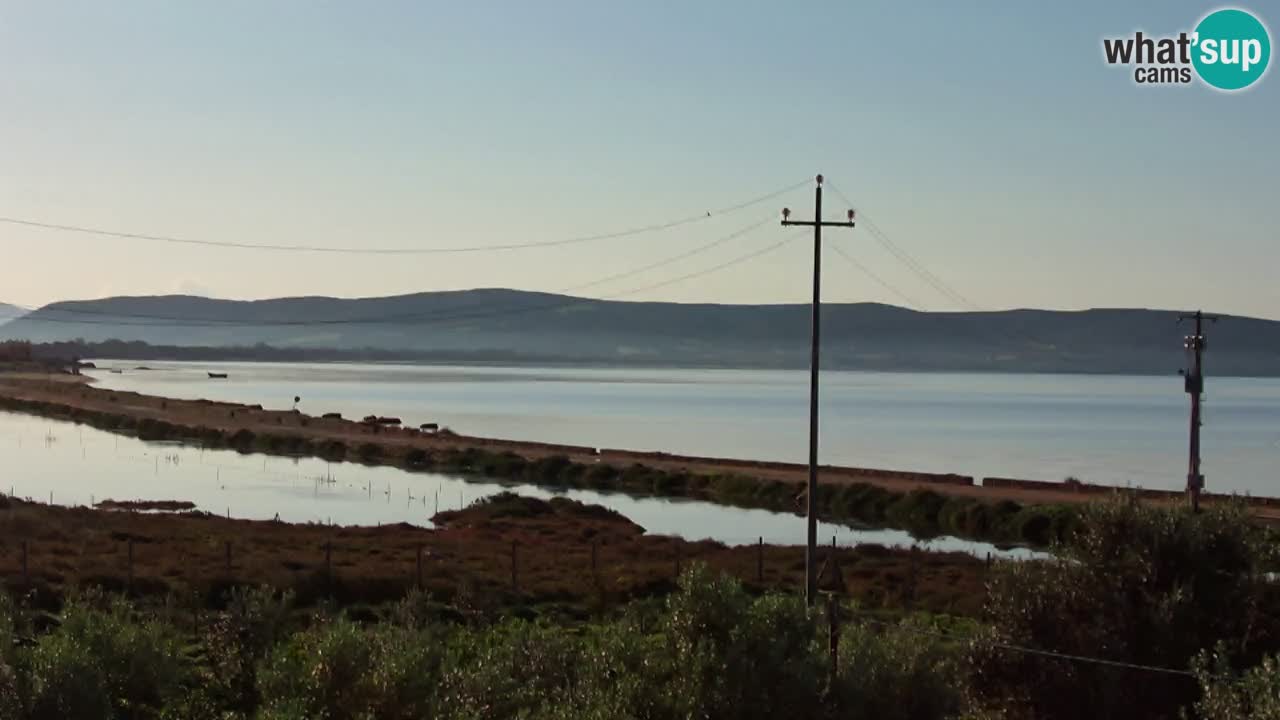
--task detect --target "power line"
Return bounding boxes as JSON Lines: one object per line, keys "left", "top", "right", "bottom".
{"left": 6, "top": 221, "right": 792, "bottom": 330}
{"left": 853, "top": 613, "right": 1203, "bottom": 680}
{"left": 827, "top": 183, "right": 983, "bottom": 311}
{"left": 828, "top": 244, "right": 924, "bottom": 310}
{"left": 820, "top": 189, "right": 1078, "bottom": 362}
{"left": 606, "top": 231, "right": 803, "bottom": 298}
{"left": 560, "top": 216, "right": 774, "bottom": 294}
{"left": 11, "top": 216, "right": 773, "bottom": 327}
{"left": 863, "top": 218, "right": 981, "bottom": 311}
{"left": 0, "top": 179, "right": 808, "bottom": 256}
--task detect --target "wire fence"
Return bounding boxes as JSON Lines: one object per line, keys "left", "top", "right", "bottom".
{"left": 0, "top": 493, "right": 1245, "bottom": 687}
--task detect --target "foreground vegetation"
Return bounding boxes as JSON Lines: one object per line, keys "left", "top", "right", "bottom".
{"left": 0, "top": 497, "right": 1277, "bottom": 719}
{"left": 0, "top": 391, "right": 1078, "bottom": 547}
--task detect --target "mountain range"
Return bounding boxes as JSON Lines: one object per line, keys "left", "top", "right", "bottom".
{"left": 0, "top": 303, "right": 26, "bottom": 324}
{"left": 1, "top": 289, "right": 1277, "bottom": 375}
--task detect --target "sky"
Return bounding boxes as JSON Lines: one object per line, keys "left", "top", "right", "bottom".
{"left": 1, "top": 1, "right": 1277, "bottom": 318}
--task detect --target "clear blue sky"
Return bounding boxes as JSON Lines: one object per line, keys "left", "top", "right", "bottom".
{"left": 1, "top": 1, "right": 1276, "bottom": 317}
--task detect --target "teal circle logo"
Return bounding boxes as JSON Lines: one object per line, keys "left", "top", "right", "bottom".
{"left": 1192, "top": 8, "right": 1271, "bottom": 91}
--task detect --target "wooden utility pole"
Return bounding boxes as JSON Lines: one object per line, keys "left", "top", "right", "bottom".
{"left": 782, "top": 174, "right": 856, "bottom": 606}
{"left": 1179, "top": 310, "right": 1218, "bottom": 512}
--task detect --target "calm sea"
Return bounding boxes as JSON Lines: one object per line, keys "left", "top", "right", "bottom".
{"left": 85, "top": 361, "right": 1280, "bottom": 497}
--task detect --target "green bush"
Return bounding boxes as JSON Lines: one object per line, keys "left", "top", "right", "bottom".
{"left": 1191, "top": 647, "right": 1280, "bottom": 720}
{"left": 228, "top": 429, "right": 256, "bottom": 448}
{"left": 203, "top": 586, "right": 296, "bottom": 713}
{"left": 256, "top": 618, "right": 376, "bottom": 720}
{"left": 831, "top": 618, "right": 965, "bottom": 720}
{"left": 885, "top": 489, "right": 948, "bottom": 534}
{"left": 583, "top": 463, "right": 618, "bottom": 487}
{"left": 403, "top": 448, "right": 430, "bottom": 467}
{"left": 527, "top": 453, "right": 573, "bottom": 481}
{"left": 24, "top": 591, "right": 189, "bottom": 720}
{"left": 0, "top": 596, "right": 22, "bottom": 720}
{"left": 661, "top": 568, "right": 821, "bottom": 719}
{"left": 355, "top": 442, "right": 382, "bottom": 462}
{"left": 970, "top": 497, "right": 1279, "bottom": 720}
{"left": 437, "top": 619, "right": 581, "bottom": 718}
{"left": 25, "top": 635, "right": 113, "bottom": 720}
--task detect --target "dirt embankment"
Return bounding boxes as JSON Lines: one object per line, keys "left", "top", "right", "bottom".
{"left": 0, "top": 377, "right": 1109, "bottom": 503}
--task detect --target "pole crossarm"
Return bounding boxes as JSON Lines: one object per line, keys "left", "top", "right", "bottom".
{"left": 782, "top": 220, "right": 857, "bottom": 228}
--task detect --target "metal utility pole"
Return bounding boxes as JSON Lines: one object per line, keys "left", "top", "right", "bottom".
{"left": 781, "top": 174, "right": 856, "bottom": 606}
{"left": 1179, "top": 310, "right": 1219, "bottom": 512}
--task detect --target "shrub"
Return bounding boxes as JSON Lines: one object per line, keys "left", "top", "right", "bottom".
{"left": 831, "top": 618, "right": 965, "bottom": 720}
{"left": 885, "top": 489, "right": 948, "bottom": 535}
{"left": 583, "top": 463, "right": 618, "bottom": 487}
{"left": 25, "top": 591, "right": 189, "bottom": 719}
{"left": 256, "top": 618, "right": 376, "bottom": 719}
{"left": 1191, "top": 647, "right": 1280, "bottom": 720}
{"left": 0, "top": 596, "right": 20, "bottom": 719}
{"left": 404, "top": 448, "right": 430, "bottom": 467}
{"left": 528, "top": 455, "right": 574, "bottom": 485}
{"left": 355, "top": 443, "right": 382, "bottom": 462}
{"left": 970, "top": 497, "right": 1280, "bottom": 720}
{"left": 470, "top": 492, "right": 555, "bottom": 519}
{"left": 228, "top": 429, "right": 255, "bottom": 448}
{"left": 25, "top": 634, "right": 113, "bottom": 720}
{"left": 203, "top": 586, "right": 296, "bottom": 713}
{"left": 437, "top": 619, "right": 581, "bottom": 718}
{"left": 656, "top": 564, "right": 820, "bottom": 719}
{"left": 258, "top": 616, "right": 450, "bottom": 720}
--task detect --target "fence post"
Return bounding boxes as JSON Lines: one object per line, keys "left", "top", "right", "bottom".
{"left": 827, "top": 592, "right": 840, "bottom": 685}
{"left": 325, "top": 540, "right": 333, "bottom": 595}
{"left": 590, "top": 539, "right": 599, "bottom": 585}
{"left": 906, "top": 545, "right": 918, "bottom": 612}
{"left": 757, "top": 536, "right": 764, "bottom": 583}
{"left": 416, "top": 544, "right": 423, "bottom": 590}
{"left": 511, "top": 541, "right": 518, "bottom": 593}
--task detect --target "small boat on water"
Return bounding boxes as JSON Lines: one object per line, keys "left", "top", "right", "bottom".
{"left": 207, "top": 372, "right": 228, "bottom": 379}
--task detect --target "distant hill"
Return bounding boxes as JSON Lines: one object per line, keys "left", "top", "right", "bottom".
{"left": 0, "top": 303, "right": 25, "bottom": 324}
{"left": 3, "top": 289, "right": 1279, "bottom": 375}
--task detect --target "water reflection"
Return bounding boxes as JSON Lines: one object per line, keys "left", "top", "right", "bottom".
{"left": 0, "top": 411, "right": 1034, "bottom": 559}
